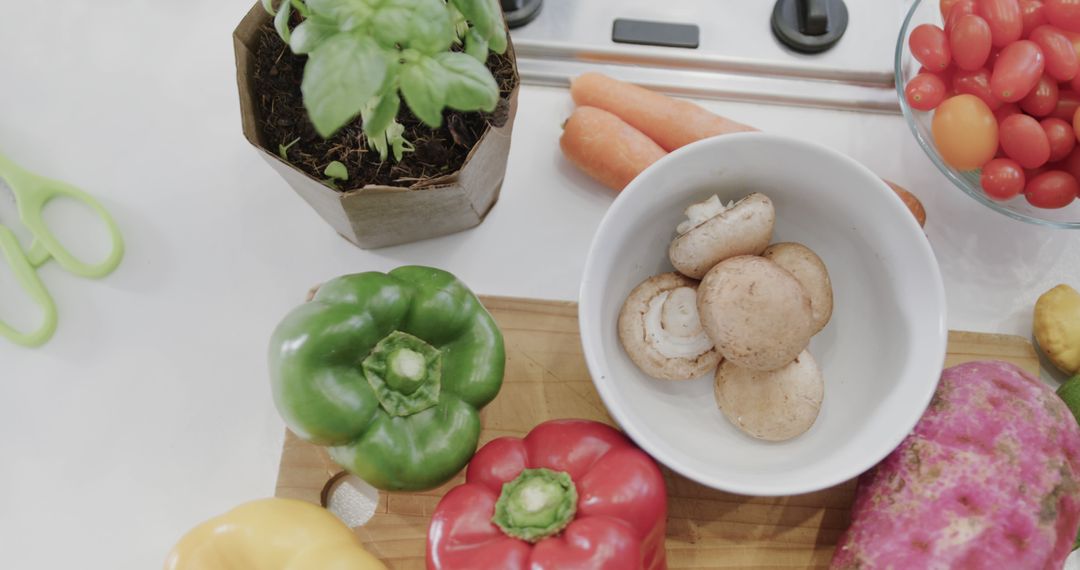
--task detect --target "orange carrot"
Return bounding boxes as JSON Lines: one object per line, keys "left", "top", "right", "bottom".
{"left": 570, "top": 72, "right": 756, "bottom": 152}
{"left": 885, "top": 180, "right": 927, "bottom": 227}
{"left": 560, "top": 106, "right": 667, "bottom": 191}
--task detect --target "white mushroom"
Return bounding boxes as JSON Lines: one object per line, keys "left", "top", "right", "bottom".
{"left": 669, "top": 193, "right": 775, "bottom": 279}
{"left": 714, "top": 349, "right": 824, "bottom": 441}
{"left": 697, "top": 256, "right": 814, "bottom": 371}
{"left": 618, "top": 273, "right": 722, "bottom": 381}
{"left": 763, "top": 242, "right": 834, "bottom": 333}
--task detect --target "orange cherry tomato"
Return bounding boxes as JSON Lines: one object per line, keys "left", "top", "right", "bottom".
{"left": 1046, "top": 0, "right": 1080, "bottom": 33}
{"left": 932, "top": 94, "right": 1001, "bottom": 169}
{"left": 991, "top": 40, "right": 1046, "bottom": 101}
{"left": 1021, "top": 0, "right": 1049, "bottom": 37}
{"left": 1019, "top": 74, "right": 1059, "bottom": 115}
{"left": 906, "top": 73, "right": 948, "bottom": 110}
{"left": 1042, "top": 117, "right": 1077, "bottom": 159}
{"left": 1000, "top": 113, "right": 1052, "bottom": 168}
{"left": 1025, "top": 170, "right": 1079, "bottom": 207}
{"left": 981, "top": 158, "right": 1027, "bottom": 199}
{"left": 978, "top": 0, "right": 1024, "bottom": 47}
{"left": 911, "top": 24, "right": 952, "bottom": 71}
{"left": 1029, "top": 25, "right": 1079, "bottom": 80}
{"left": 951, "top": 15, "right": 995, "bottom": 70}
{"left": 953, "top": 68, "right": 1003, "bottom": 109}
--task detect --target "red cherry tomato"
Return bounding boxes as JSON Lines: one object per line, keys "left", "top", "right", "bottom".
{"left": 1025, "top": 170, "right": 1079, "bottom": 206}
{"left": 933, "top": 94, "right": 1001, "bottom": 169}
{"left": 1021, "top": 0, "right": 1049, "bottom": 36}
{"left": 1000, "top": 112, "right": 1052, "bottom": 167}
{"left": 978, "top": 0, "right": 1024, "bottom": 47}
{"left": 948, "top": 0, "right": 980, "bottom": 33}
{"left": 953, "top": 68, "right": 1003, "bottom": 109}
{"left": 1029, "top": 25, "right": 1080, "bottom": 80}
{"left": 910, "top": 24, "right": 952, "bottom": 71}
{"left": 943, "top": 0, "right": 964, "bottom": 18}
{"left": 1053, "top": 89, "right": 1080, "bottom": 119}
{"left": 1042, "top": 117, "right": 1077, "bottom": 159}
{"left": 991, "top": 40, "right": 1047, "bottom": 101}
{"left": 1019, "top": 74, "right": 1060, "bottom": 115}
{"left": 1073, "top": 105, "right": 1080, "bottom": 140}
{"left": 1058, "top": 145, "right": 1080, "bottom": 179}
{"left": 920, "top": 65, "right": 957, "bottom": 94}
{"left": 995, "top": 101, "right": 1023, "bottom": 120}
{"left": 1046, "top": 0, "right": 1080, "bottom": 33}
{"left": 951, "top": 15, "right": 995, "bottom": 70}
{"left": 906, "top": 73, "right": 948, "bottom": 110}
{"left": 981, "top": 158, "right": 1027, "bottom": 199}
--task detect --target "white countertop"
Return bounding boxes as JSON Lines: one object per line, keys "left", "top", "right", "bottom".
{"left": 2, "top": 1, "right": 1079, "bottom": 567}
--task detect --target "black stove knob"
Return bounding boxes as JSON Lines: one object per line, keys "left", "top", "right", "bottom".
{"left": 501, "top": 0, "right": 543, "bottom": 29}
{"left": 771, "top": 0, "right": 848, "bottom": 54}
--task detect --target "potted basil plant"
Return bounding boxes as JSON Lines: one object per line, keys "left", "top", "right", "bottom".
{"left": 233, "top": 0, "right": 519, "bottom": 248}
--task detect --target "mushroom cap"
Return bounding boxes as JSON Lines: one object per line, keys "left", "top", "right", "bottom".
{"left": 618, "top": 272, "right": 723, "bottom": 381}
{"left": 714, "top": 350, "right": 824, "bottom": 441}
{"left": 669, "top": 193, "right": 775, "bottom": 279}
{"left": 762, "top": 242, "right": 834, "bottom": 333}
{"left": 697, "top": 256, "right": 815, "bottom": 371}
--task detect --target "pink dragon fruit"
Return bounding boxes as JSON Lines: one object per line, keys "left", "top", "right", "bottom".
{"left": 831, "top": 361, "right": 1080, "bottom": 570}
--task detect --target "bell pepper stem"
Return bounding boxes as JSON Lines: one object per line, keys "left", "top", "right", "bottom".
{"left": 492, "top": 468, "right": 577, "bottom": 543}
{"left": 362, "top": 331, "right": 442, "bottom": 416}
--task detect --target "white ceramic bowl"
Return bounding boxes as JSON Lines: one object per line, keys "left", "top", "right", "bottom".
{"left": 579, "top": 133, "right": 947, "bottom": 496}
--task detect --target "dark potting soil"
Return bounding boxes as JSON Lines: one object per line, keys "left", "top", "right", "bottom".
{"left": 251, "top": 21, "right": 518, "bottom": 190}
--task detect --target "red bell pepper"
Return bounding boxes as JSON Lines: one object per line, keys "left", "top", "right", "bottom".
{"left": 427, "top": 419, "right": 667, "bottom": 569}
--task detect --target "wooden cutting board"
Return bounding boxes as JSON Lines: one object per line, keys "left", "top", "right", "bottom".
{"left": 275, "top": 296, "right": 1040, "bottom": 569}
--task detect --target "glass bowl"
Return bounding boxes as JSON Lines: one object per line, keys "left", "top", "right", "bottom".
{"left": 897, "top": 0, "right": 1080, "bottom": 228}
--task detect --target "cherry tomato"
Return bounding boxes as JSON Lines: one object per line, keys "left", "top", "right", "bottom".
{"left": 1025, "top": 170, "right": 1079, "bottom": 206}
{"left": 995, "top": 101, "right": 1023, "bottom": 120}
{"left": 981, "top": 158, "right": 1027, "bottom": 199}
{"left": 1073, "top": 105, "right": 1080, "bottom": 140}
{"left": 991, "top": 40, "right": 1046, "bottom": 101}
{"left": 920, "top": 65, "right": 957, "bottom": 94}
{"left": 953, "top": 68, "right": 1003, "bottom": 108}
{"left": 1019, "top": 74, "right": 1060, "bottom": 115}
{"left": 943, "top": 0, "right": 964, "bottom": 18}
{"left": 951, "top": 15, "right": 995, "bottom": 70}
{"left": 1000, "top": 113, "right": 1052, "bottom": 167}
{"left": 910, "top": 24, "right": 952, "bottom": 71}
{"left": 932, "top": 94, "right": 1001, "bottom": 169}
{"left": 1021, "top": 0, "right": 1049, "bottom": 37}
{"left": 1058, "top": 145, "right": 1080, "bottom": 179}
{"left": 1046, "top": 0, "right": 1080, "bottom": 33}
{"left": 948, "top": 0, "right": 980, "bottom": 33}
{"left": 978, "top": 0, "right": 1024, "bottom": 46}
{"left": 1029, "top": 25, "right": 1080, "bottom": 80}
{"left": 1042, "top": 117, "right": 1077, "bottom": 159}
{"left": 906, "top": 73, "right": 948, "bottom": 110}
{"left": 1053, "top": 89, "right": 1080, "bottom": 118}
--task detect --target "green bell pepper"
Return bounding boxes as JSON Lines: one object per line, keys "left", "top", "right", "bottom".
{"left": 269, "top": 266, "right": 505, "bottom": 491}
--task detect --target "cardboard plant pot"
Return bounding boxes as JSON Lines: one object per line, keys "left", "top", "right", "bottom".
{"left": 232, "top": 3, "right": 520, "bottom": 249}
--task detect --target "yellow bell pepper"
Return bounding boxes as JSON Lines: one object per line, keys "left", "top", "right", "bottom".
{"left": 164, "top": 498, "right": 386, "bottom": 570}
{"left": 1035, "top": 284, "right": 1080, "bottom": 375}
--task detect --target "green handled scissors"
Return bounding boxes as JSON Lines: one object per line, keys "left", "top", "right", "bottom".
{"left": 0, "top": 152, "right": 124, "bottom": 347}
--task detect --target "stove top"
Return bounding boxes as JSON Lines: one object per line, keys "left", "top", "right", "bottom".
{"left": 506, "top": 0, "right": 911, "bottom": 113}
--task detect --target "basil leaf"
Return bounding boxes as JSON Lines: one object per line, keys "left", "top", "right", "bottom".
{"left": 274, "top": 0, "right": 292, "bottom": 44}
{"left": 464, "top": 27, "right": 489, "bottom": 62}
{"left": 324, "top": 161, "right": 349, "bottom": 180}
{"left": 302, "top": 34, "right": 388, "bottom": 137}
{"left": 306, "top": 0, "right": 371, "bottom": 30}
{"left": 450, "top": 0, "right": 507, "bottom": 54}
{"left": 435, "top": 52, "right": 498, "bottom": 112}
{"left": 371, "top": 0, "right": 454, "bottom": 54}
{"left": 400, "top": 57, "right": 449, "bottom": 127}
{"left": 362, "top": 92, "right": 401, "bottom": 141}
{"left": 290, "top": 16, "right": 338, "bottom": 54}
